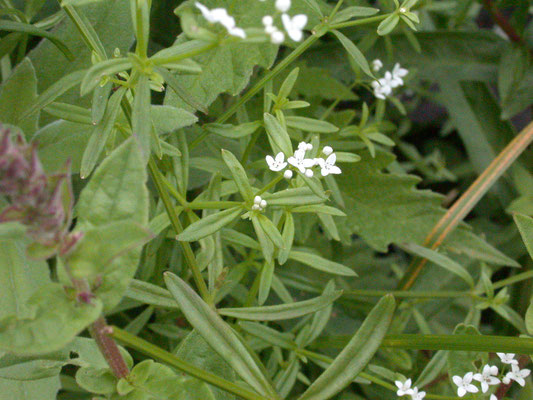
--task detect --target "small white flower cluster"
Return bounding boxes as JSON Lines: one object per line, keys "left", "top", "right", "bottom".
{"left": 265, "top": 143, "right": 341, "bottom": 179}
{"left": 261, "top": 0, "right": 308, "bottom": 43}
{"left": 371, "top": 60, "right": 408, "bottom": 100}
{"left": 395, "top": 379, "right": 425, "bottom": 400}
{"left": 195, "top": 2, "right": 246, "bottom": 38}
{"left": 452, "top": 354, "right": 531, "bottom": 399}
{"left": 252, "top": 195, "right": 267, "bottom": 211}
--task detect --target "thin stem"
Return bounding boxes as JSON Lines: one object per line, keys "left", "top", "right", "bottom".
{"left": 148, "top": 159, "right": 213, "bottom": 304}
{"left": 329, "top": 14, "right": 388, "bottom": 30}
{"left": 187, "top": 200, "right": 242, "bottom": 210}
{"left": 343, "top": 289, "right": 473, "bottom": 299}
{"left": 329, "top": 0, "right": 345, "bottom": 20}
{"left": 255, "top": 174, "right": 284, "bottom": 196}
{"left": 111, "top": 327, "right": 272, "bottom": 400}
{"left": 398, "top": 121, "right": 533, "bottom": 291}
{"left": 151, "top": 41, "right": 218, "bottom": 66}
{"left": 492, "top": 270, "right": 533, "bottom": 290}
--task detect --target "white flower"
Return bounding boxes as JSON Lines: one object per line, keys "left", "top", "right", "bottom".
{"left": 490, "top": 395, "right": 497, "bottom": 400}
{"left": 453, "top": 372, "right": 479, "bottom": 397}
{"left": 287, "top": 149, "right": 315, "bottom": 173}
{"left": 372, "top": 59, "right": 383, "bottom": 72}
{"left": 281, "top": 13, "right": 307, "bottom": 41}
{"left": 275, "top": 0, "right": 291, "bottom": 12}
{"left": 390, "top": 63, "right": 408, "bottom": 87}
{"left": 399, "top": 7, "right": 407, "bottom": 13}
{"left": 473, "top": 365, "right": 500, "bottom": 393}
{"left": 317, "top": 153, "right": 341, "bottom": 176}
{"left": 395, "top": 379, "right": 414, "bottom": 396}
{"left": 371, "top": 73, "right": 393, "bottom": 100}
{"left": 298, "top": 141, "right": 313, "bottom": 151}
{"left": 410, "top": 387, "right": 426, "bottom": 400}
{"left": 322, "top": 146, "right": 333, "bottom": 156}
{"left": 262, "top": 16, "right": 273, "bottom": 26}
{"left": 195, "top": 2, "right": 246, "bottom": 38}
{"left": 270, "top": 30, "right": 285, "bottom": 44}
{"left": 504, "top": 364, "right": 531, "bottom": 387}
{"left": 497, "top": 353, "right": 518, "bottom": 365}
{"left": 283, "top": 170, "right": 293, "bottom": 179}
{"left": 266, "top": 152, "right": 287, "bottom": 171}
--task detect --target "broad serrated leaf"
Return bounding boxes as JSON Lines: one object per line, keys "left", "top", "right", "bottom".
{"left": 337, "top": 151, "right": 517, "bottom": 266}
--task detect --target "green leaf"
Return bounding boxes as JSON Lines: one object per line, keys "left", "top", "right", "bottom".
{"left": 291, "top": 205, "right": 346, "bottom": 216}
{"left": 178, "top": 207, "right": 243, "bottom": 242}
{"left": 221, "top": 150, "right": 254, "bottom": 201}
{"left": 264, "top": 113, "right": 293, "bottom": 156}
{"left": 298, "top": 295, "right": 395, "bottom": 400}
{"left": 401, "top": 243, "right": 475, "bottom": 288}
{"left": 289, "top": 250, "right": 356, "bottom": 277}
{"left": 377, "top": 14, "right": 400, "bottom": 36}
{"left": 91, "top": 81, "right": 112, "bottom": 124}
{"left": 285, "top": 116, "right": 338, "bottom": 133}
{"left": 277, "top": 68, "right": 300, "bottom": 100}
{"left": 80, "top": 58, "right": 132, "bottom": 96}
{"left": 156, "top": 66, "right": 208, "bottom": 114}
{"left": 447, "top": 324, "right": 485, "bottom": 380}
{"left": 278, "top": 212, "right": 294, "bottom": 265}
{"left": 332, "top": 30, "right": 374, "bottom": 78}
{"left": 20, "top": 69, "right": 86, "bottom": 123}
{"left": 29, "top": 0, "right": 133, "bottom": 121}
{"left": 125, "top": 279, "right": 178, "bottom": 309}
{"left": 80, "top": 86, "right": 126, "bottom": 178}
{"left": 132, "top": 74, "right": 152, "bottom": 160}
{"left": 256, "top": 214, "right": 284, "bottom": 249}
{"left": 176, "top": 330, "right": 237, "bottom": 400}
{"left": 205, "top": 121, "right": 262, "bottom": 139}
{"left": 414, "top": 350, "right": 447, "bottom": 388}
{"left": 151, "top": 105, "right": 198, "bottom": 134}
{"left": 34, "top": 121, "right": 92, "bottom": 173}
{"left": 0, "top": 58, "right": 38, "bottom": 135}
{"left": 167, "top": 2, "right": 277, "bottom": 111}
{"left": 263, "top": 187, "right": 325, "bottom": 206}
{"left": 0, "top": 20, "right": 73, "bottom": 61}
{"left": 0, "top": 283, "right": 102, "bottom": 356}
{"left": 44, "top": 102, "right": 92, "bottom": 125}
{"left": 76, "top": 138, "right": 149, "bottom": 310}
{"left": 526, "top": 297, "right": 533, "bottom": 336}
{"left": 239, "top": 322, "right": 295, "bottom": 349}
{"left": 251, "top": 214, "right": 275, "bottom": 265}
{"left": 218, "top": 290, "right": 342, "bottom": 321}
{"left": 337, "top": 151, "right": 517, "bottom": 266}
{"left": 515, "top": 213, "right": 533, "bottom": 260}
{"left": 258, "top": 261, "right": 275, "bottom": 306}
{"left": 164, "top": 273, "right": 277, "bottom": 399}
{"left": 331, "top": 6, "right": 379, "bottom": 24}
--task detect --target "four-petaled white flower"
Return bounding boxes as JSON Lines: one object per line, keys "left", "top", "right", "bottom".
{"left": 390, "top": 63, "right": 409, "bottom": 87}
{"left": 262, "top": 15, "right": 285, "bottom": 43}
{"left": 317, "top": 153, "right": 341, "bottom": 176}
{"left": 266, "top": 152, "right": 287, "bottom": 171}
{"left": 497, "top": 353, "right": 518, "bottom": 365}
{"left": 372, "top": 59, "right": 383, "bottom": 72}
{"left": 410, "top": 387, "right": 426, "bottom": 400}
{"left": 473, "top": 365, "right": 500, "bottom": 393}
{"left": 503, "top": 364, "right": 531, "bottom": 387}
{"left": 395, "top": 379, "right": 414, "bottom": 397}
{"left": 288, "top": 149, "right": 315, "bottom": 173}
{"left": 490, "top": 395, "right": 497, "bottom": 400}
{"left": 298, "top": 141, "right": 313, "bottom": 151}
{"left": 453, "top": 372, "right": 479, "bottom": 397}
{"left": 275, "top": 0, "right": 291, "bottom": 12}
{"left": 195, "top": 2, "right": 246, "bottom": 38}
{"left": 281, "top": 13, "right": 307, "bottom": 41}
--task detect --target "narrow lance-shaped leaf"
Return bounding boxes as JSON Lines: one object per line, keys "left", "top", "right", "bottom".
{"left": 163, "top": 273, "right": 278, "bottom": 399}
{"left": 221, "top": 149, "right": 254, "bottom": 201}
{"left": 80, "top": 87, "right": 126, "bottom": 179}
{"left": 258, "top": 261, "right": 275, "bottom": 306}
{"left": 264, "top": 113, "right": 293, "bottom": 156}
{"left": 298, "top": 295, "right": 396, "bottom": 400}
{"left": 278, "top": 212, "right": 294, "bottom": 265}
{"left": 257, "top": 214, "right": 285, "bottom": 249}
{"left": 377, "top": 13, "right": 400, "bottom": 36}
{"left": 218, "top": 289, "right": 342, "bottom": 321}
{"left": 285, "top": 116, "right": 338, "bottom": 134}
{"left": 91, "top": 81, "right": 112, "bottom": 124}
{"left": 401, "top": 243, "right": 475, "bottom": 288}
{"left": 80, "top": 58, "right": 132, "bottom": 96}
{"left": 251, "top": 215, "right": 275, "bottom": 265}
{"left": 331, "top": 30, "right": 374, "bottom": 78}
{"left": 178, "top": 206, "right": 243, "bottom": 242}
{"left": 132, "top": 74, "right": 152, "bottom": 160}
{"left": 19, "top": 69, "right": 86, "bottom": 121}
{"left": 515, "top": 213, "right": 533, "bottom": 260}
{"left": 289, "top": 250, "right": 357, "bottom": 277}
{"left": 331, "top": 6, "right": 379, "bottom": 24}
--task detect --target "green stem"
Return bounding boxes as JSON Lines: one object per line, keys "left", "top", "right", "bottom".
{"left": 111, "top": 327, "right": 272, "bottom": 400}
{"left": 329, "top": 0, "right": 345, "bottom": 20}
{"left": 329, "top": 14, "right": 389, "bottom": 30}
{"left": 256, "top": 175, "right": 284, "bottom": 197}
{"left": 492, "top": 270, "right": 533, "bottom": 290}
{"left": 187, "top": 200, "right": 242, "bottom": 210}
{"left": 151, "top": 41, "right": 218, "bottom": 66}
{"left": 343, "top": 289, "right": 473, "bottom": 299}
{"left": 148, "top": 159, "right": 212, "bottom": 305}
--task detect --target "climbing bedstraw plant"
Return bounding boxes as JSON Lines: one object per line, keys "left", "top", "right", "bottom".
{"left": 1, "top": 0, "right": 533, "bottom": 399}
